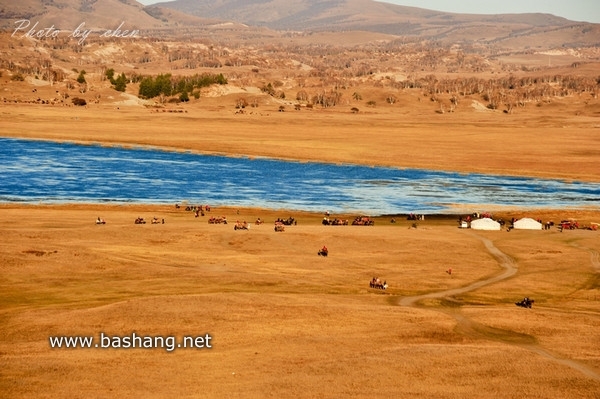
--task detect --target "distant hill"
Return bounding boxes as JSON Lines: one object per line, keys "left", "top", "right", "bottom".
{"left": 0, "top": 0, "right": 212, "bottom": 31}
{"left": 153, "top": 0, "right": 600, "bottom": 48}
{"left": 1, "top": 0, "right": 598, "bottom": 49}
{"left": 155, "top": 0, "right": 572, "bottom": 31}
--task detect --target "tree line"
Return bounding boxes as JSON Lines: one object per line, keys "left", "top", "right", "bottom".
{"left": 138, "top": 73, "right": 227, "bottom": 100}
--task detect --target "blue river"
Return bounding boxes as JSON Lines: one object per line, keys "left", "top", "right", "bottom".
{"left": 1, "top": 137, "right": 598, "bottom": 215}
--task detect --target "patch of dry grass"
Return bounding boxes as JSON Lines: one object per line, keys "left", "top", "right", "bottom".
{"left": 0, "top": 205, "right": 598, "bottom": 398}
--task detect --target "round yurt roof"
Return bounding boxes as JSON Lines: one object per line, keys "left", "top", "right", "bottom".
{"left": 470, "top": 217, "right": 501, "bottom": 230}
{"left": 514, "top": 217, "right": 542, "bottom": 230}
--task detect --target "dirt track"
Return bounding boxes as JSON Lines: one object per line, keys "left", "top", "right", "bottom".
{"left": 399, "top": 233, "right": 518, "bottom": 307}
{"left": 400, "top": 232, "right": 600, "bottom": 382}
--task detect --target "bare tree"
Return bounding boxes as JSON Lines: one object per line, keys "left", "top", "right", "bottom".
{"left": 235, "top": 98, "right": 248, "bottom": 109}
{"left": 296, "top": 90, "right": 308, "bottom": 102}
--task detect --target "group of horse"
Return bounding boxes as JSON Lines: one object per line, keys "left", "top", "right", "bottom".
{"left": 352, "top": 216, "right": 374, "bottom": 226}
{"left": 179, "top": 204, "right": 211, "bottom": 212}
{"left": 233, "top": 221, "right": 249, "bottom": 230}
{"left": 322, "top": 217, "right": 348, "bottom": 225}
{"left": 208, "top": 216, "right": 227, "bottom": 224}
{"left": 275, "top": 217, "right": 296, "bottom": 226}
{"left": 134, "top": 217, "right": 163, "bottom": 224}
{"left": 321, "top": 215, "right": 379, "bottom": 226}
{"left": 318, "top": 215, "right": 380, "bottom": 226}
{"left": 369, "top": 277, "right": 388, "bottom": 290}
{"left": 176, "top": 203, "right": 212, "bottom": 218}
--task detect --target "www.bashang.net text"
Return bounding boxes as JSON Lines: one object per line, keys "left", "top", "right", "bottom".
{"left": 49, "top": 332, "right": 212, "bottom": 352}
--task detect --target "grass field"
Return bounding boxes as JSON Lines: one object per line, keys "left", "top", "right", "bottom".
{"left": 0, "top": 204, "right": 598, "bottom": 398}
{"left": 1, "top": 40, "right": 599, "bottom": 396}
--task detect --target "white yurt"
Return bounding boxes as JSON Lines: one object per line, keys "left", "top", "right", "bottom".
{"left": 470, "top": 217, "right": 501, "bottom": 231}
{"left": 513, "top": 217, "right": 542, "bottom": 230}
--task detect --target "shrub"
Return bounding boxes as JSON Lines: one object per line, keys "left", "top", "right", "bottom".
{"left": 72, "top": 97, "right": 86, "bottom": 106}
{"left": 261, "top": 83, "right": 275, "bottom": 96}
{"left": 113, "top": 73, "right": 127, "bottom": 92}
{"left": 105, "top": 68, "right": 115, "bottom": 82}
{"left": 77, "top": 70, "right": 86, "bottom": 84}
{"left": 235, "top": 98, "right": 248, "bottom": 109}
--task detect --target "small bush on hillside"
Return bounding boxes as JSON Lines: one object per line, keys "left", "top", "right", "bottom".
{"left": 77, "top": 70, "right": 86, "bottom": 84}
{"left": 235, "top": 98, "right": 248, "bottom": 109}
{"left": 71, "top": 97, "right": 86, "bottom": 106}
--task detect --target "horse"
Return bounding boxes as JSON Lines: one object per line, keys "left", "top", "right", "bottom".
{"left": 352, "top": 216, "right": 374, "bottom": 226}
{"left": 234, "top": 221, "right": 249, "bottom": 230}
{"left": 323, "top": 218, "right": 348, "bottom": 226}
{"left": 515, "top": 297, "right": 534, "bottom": 308}
{"left": 369, "top": 278, "right": 387, "bottom": 290}
{"left": 277, "top": 217, "right": 296, "bottom": 226}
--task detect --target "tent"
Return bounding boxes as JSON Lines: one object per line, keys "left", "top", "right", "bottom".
{"left": 513, "top": 217, "right": 542, "bottom": 230}
{"left": 470, "top": 217, "right": 501, "bottom": 231}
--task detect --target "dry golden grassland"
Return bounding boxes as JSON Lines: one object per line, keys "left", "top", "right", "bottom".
{"left": 0, "top": 204, "right": 599, "bottom": 398}
{"left": 1, "top": 34, "right": 600, "bottom": 397}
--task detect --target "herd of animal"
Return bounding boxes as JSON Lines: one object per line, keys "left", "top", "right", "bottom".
{"left": 97, "top": 207, "right": 543, "bottom": 304}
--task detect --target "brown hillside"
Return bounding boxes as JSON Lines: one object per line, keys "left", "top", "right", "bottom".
{"left": 155, "top": 0, "right": 600, "bottom": 48}
{"left": 0, "top": 0, "right": 213, "bottom": 30}
{"left": 1, "top": 0, "right": 599, "bottom": 49}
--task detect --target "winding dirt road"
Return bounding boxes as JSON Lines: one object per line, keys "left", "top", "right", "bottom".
{"left": 399, "top": 232, "right": 600, "bottom": 382}
{"left": 399, "top": 234, "right": 517, "bottom": 307}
